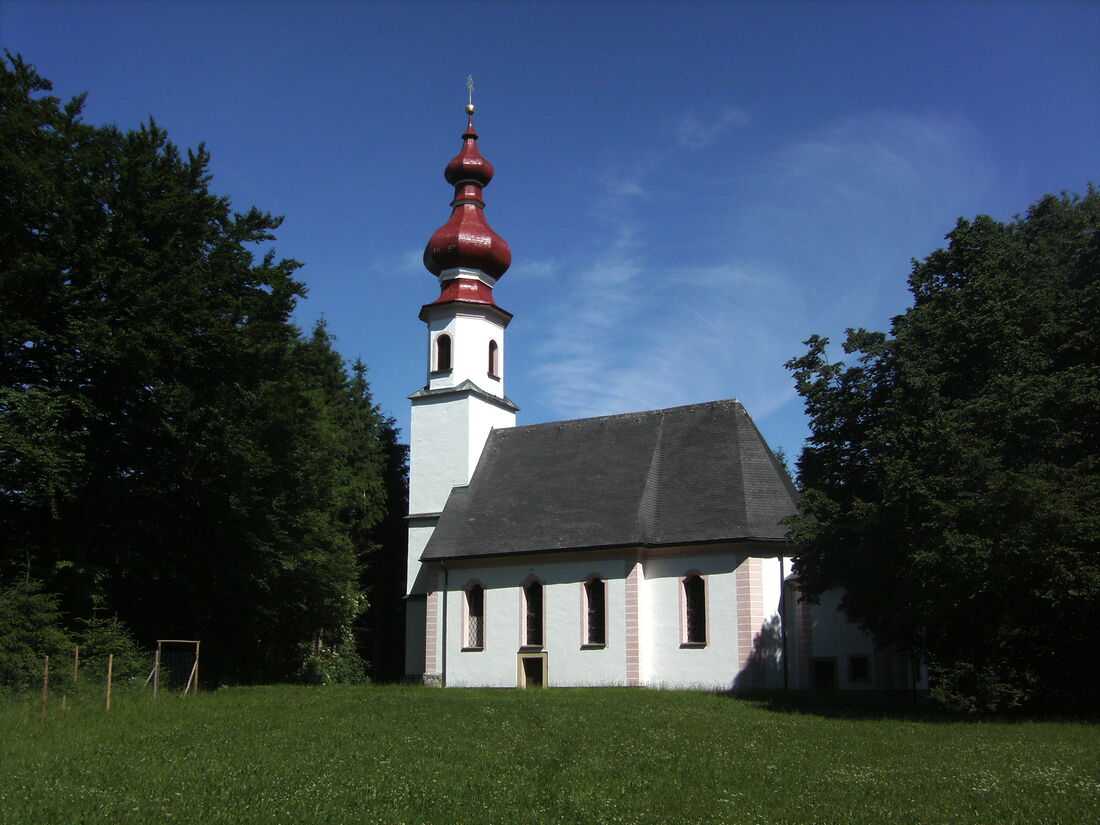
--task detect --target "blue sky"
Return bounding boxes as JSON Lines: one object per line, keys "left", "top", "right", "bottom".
{"left": 4, "top": 1, "right": 1098, "bottom": 460}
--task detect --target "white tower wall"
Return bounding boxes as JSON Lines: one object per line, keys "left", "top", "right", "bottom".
{"left": 405, "top": 271, "right": 516, "bottom": 678}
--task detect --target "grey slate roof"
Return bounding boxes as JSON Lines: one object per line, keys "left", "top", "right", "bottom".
{"left": 421, "top": 399, "right": 799, "bottom": 560}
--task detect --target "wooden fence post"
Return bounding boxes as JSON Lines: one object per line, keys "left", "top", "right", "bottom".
{"left": 106, "top": 654, "right": 113, "bottom": 711}
{"left": 40, "top": 656, "right": 49, "bottom": 722}
{"left": 73, "top": 644, "right": 80, "bottom": 685}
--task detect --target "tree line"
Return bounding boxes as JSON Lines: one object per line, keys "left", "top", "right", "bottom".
{"left": 0, "top": 53, "right": 407, "bottom": 686}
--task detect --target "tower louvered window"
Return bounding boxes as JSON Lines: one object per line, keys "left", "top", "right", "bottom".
{"left": 488, "top": 340, "right": 499, "bottom": 377}
{"left": 435, "top": 334, "right": 452, "bottom": 372}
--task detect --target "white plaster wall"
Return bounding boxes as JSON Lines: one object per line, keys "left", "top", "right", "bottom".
{"left": 643, "top": 552, "right": 742, "bottom": 691}
{"left": 406, "top": 523, "right": 436, "bottom": 597}
{"left": 810, "top": 589, "right": 878, "bottom": 690}
{"left": 466, "top": 402, "right": 515, "bottom": 481}
{"left": 407, "top": 396, "right": 514, "bottom": 591}
{"left": 409, "top": 396, "right": 470, "bottom": 516}
{"left": 442, "top": 557, "right": 629, "bottom": 688}
{"left": 759, "top": 556, "right": 787, "bottom": 688}
{"left": 408, "top": 395, "right": 514, "bottom": 531}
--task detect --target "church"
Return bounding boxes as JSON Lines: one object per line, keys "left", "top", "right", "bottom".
{"left": 403, "top": 102, "right": 921, "bottom": 692}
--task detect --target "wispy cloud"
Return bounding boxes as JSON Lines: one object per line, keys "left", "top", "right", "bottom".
{"left": 509, "top": 257, "right": 560, "bottom": 284}
{"left": 674, "top": 107, "right": 751, "bottom": 150}
{"left": 743, "top": 111, "right": 994, "bottom": 326}
{"left": 400, "top": 247, "right": 425, "bottom": 275}
{"left": 522, "top": 109, "right": 994, "bottom": 449}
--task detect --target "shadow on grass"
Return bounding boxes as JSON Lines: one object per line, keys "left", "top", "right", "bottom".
{"left": 722, "top": 689, "right": 1100, "bottom": 725}
{"left": 723, "top": 688, "right": 954, "bottom": 722}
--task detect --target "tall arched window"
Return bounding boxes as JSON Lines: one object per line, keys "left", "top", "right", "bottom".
{"left": 488, "top": 340, "right": 499, "bottom": 378}
{"left": 523, "top": 580, "right": 543, "bottom": 648}
{"left": 682, "top": 574, "right": 707, "bottom": 645}
{"left": 434, "top": 334, "right": 451, "bottom": 372}
{"left": 464, "top": 583, "right": 484, "bottom": 650}
{"left": 583, "top": 577, "right": 606, "bottom": 646}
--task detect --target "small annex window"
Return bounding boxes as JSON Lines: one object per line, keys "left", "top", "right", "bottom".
{"left": 487, "top": 339, "right": 499, "bottom": 378}
{"left": 848, "top": 655, "right": 870, "bottom": 684}
{"left": 464, "top": 583, "right": 484, "bottom": 650}
{"left": 682, "top": 574, "right": 707, "bottom": 646}
{"left": 583, "top": 577, "right": 606, "bottom": 647}
{"left": 523, "top": 579, "right": 543, "bottom": 648}
{"left": 434, "top": 333, "right": 452, "bottom": 372}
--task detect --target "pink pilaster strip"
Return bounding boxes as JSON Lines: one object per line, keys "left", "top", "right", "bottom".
{"left": 625, "top": 559, "right": 641, "bottom": 686}
{"left": 736, "top": 557, "right": 765, "bottom": 688}
{"left": 423, "top": 568, "right": 440, "bottom": 679}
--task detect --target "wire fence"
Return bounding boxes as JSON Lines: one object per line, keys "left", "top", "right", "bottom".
{"left": 25, "top": 639, "right": 201, "bottom": 722}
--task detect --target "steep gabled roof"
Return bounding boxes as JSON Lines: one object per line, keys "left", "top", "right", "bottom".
{"left": 421, "top": 399, "right": 798, "bottom": 560}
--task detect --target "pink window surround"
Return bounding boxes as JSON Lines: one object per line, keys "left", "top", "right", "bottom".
{"left": 520, "top": 577, "right": 545, "bottom": 649}
{"left": 735, "top": 556, "right": 765, "bottom": 688}
{"left": 679, "top": 572, "right": 708, "bottom": 647}
{"left": 462, "top": 580, "right": 485, "bottom": 651}
{"left": 625, "top": 561, "right": 641, "bottom": 685}
{"left": 581, "top": 575, "right": 607, "bottom": 648}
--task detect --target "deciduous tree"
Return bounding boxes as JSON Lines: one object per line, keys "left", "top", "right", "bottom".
{"left": 786, "top": 188, "right": 1100, "bottom": 712}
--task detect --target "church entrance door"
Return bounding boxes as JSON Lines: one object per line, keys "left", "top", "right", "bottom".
{"left": 518, "top": 653, "right": 547, "bottom": 688}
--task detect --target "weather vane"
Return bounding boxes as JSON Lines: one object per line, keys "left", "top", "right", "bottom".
{"left": 466, "top": 75, "right": 475, "bottom": 114}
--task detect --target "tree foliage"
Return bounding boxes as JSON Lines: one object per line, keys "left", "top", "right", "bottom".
{"left": 0, "top": 54, "right": 398, "bottom": 683}
{"left": 787, "top": 188, "right": 1100, "bottom": 712}
{"left": 0, "top": 579, "right": 71, "bottom": 689}
{"left": 74, "top": 611, "right": 148, "bottom": 683}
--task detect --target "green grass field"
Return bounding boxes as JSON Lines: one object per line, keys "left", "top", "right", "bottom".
{"left": 1, "top": 685, "right": 1097, "bottom": 824}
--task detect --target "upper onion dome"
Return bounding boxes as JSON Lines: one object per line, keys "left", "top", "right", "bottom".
{"left": 444, "top": 115, "right": 494, "bottom": 187}
{"left": 423, "top": 108, "right": 511, "bottom": 281}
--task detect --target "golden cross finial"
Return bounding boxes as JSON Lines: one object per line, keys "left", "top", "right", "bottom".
{"left": 466, "top": 75, "right": 475, "bottom": 114}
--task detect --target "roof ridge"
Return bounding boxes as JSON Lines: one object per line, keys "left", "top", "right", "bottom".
{"left": 637, "top": 413, "right": 665, "bottom": 544}
{"left": 499, "top": 398, "right": 744, "bottom": 436}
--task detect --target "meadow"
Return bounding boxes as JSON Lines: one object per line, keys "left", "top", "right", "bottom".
{"left": 1, "top": 685, "right": 1097, "bottom": 824}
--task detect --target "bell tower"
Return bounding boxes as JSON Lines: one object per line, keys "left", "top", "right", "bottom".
{"left": 405, "top": 95, "right": 518, "bottom": 680}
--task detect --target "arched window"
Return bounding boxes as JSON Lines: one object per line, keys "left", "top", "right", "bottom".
{"left": 434, "top": 334, "right": 451, "bottom": 372}
{"left": 682, "top": 574, "right": 706, "bottom": 646}
{"left": 488, "top": 340, "right": 499, "bottom": 378}
{"left": 583, "top": 577, "right": 606, "bottom": 646}
{"left": 523, "top": 580, "right": 543, "bottom": 648}
{"left": 464, "top": 583, "right": 484, "bottom": 650}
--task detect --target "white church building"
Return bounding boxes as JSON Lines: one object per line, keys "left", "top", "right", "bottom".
{"left": 404, "top": 103, "right": 921, "bottom": 693}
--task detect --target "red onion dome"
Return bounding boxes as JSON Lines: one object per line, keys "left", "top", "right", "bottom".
{"left": 423, "top": 109, "right": 511, "bottom": 281}
{"left": 444, "top": 114, "right": 494, "bottom": 187}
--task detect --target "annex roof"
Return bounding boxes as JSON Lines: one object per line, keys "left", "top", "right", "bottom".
{"left": 421, "top": 398, "right": 798, "bottom": 561}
